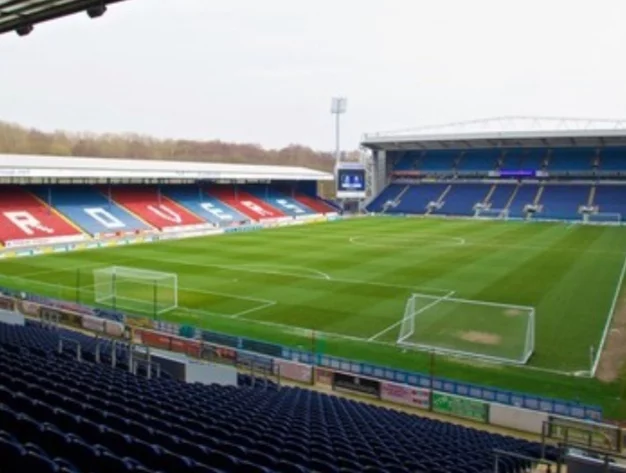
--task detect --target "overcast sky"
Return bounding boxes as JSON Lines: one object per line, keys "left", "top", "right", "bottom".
{"left": 1, "top": 0, "right": 625, "bottom": 150}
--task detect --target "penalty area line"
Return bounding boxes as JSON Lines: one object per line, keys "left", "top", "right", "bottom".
{"left": 230, "top": 300, "right": 277, "bottom": 319}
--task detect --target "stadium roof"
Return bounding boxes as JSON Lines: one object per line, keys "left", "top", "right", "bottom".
{"left": 0, "top": 154, "right": 334, "bottom": 180}
{"left": 362, "top": 116, "right": 626, "bottom": 151}
{"left": 0, "top": 0, "right": 126, "bottom": 35}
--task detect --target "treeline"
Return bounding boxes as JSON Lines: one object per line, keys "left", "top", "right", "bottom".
{"left": 0, "top": 121, "right": 352, "bottom": 173}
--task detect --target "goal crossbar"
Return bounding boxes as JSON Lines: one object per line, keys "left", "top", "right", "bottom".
{"left": 475, "top": 208, "right": 510, "bottom": 220}
{"left": 93, "top": 266, "right": 178, "bottom": 316}
{"left": 397, "top": 292, "right": 535, "bottom": 365}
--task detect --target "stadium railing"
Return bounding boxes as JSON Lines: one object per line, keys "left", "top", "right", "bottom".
{"left": 0, "top": 285, "right": 603, "bottom": 422}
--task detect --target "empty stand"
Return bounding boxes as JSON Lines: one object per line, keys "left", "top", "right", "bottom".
{"left": 540, "top": 185, "right": 589, "bottom": 220}
{"left": 433, "top": 184, "right": 492, "bottom": 216}
{"left": 0, "top": 186, "right": 83, "bottom": 244}
{"left": 0, "top": 320, "right": 554, "bottom": 473}
{"left": 207, "top": 187, "right": 286, "bottom": 221}
{"left": 388, "top": 183, "right": 449, "bottom": 215}
{"left": 547, "top": 149, "right": 594, "bottom": 172}
{"left": 106, "top": 187, "right": 207, "bottom": 230}
{"left": 486, "top": 185, "right": 517, "bottom": 210}
{"left": 507, "top": 184, "right": 540, "bottom": 218}
{"left": 366, "top": 184, "right": 406, "bottom": 212}
{"left": 29, "top": 186, "right": 153, "bottom": 235}
{"left": 419, "top": 150, "right": 459, "bottom": 172}
{"left": 292, "top": 193, "right": 337, "bottom": 214}
{"left": 161, "top": 186, "right": 250, "bottom": 226}
{"left": 599, "top": 148, "right": 626, "bottom": 171}
{"left": 243, "top": 185, "right": 316, "bottom": 216}
{"left": 594, "top": 185, "right": 626, "bottom": 217}
{"left": 501, "top": 149, "right": 545, "bottom": 170}
{"left": 456, "top": 150, "right": 500, "bottom": 172}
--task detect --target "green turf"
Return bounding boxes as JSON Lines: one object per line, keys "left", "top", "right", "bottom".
{"left": 1, "top": 217, "right": 625, "bottom": 418}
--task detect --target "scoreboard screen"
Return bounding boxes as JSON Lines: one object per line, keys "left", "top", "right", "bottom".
{"left": 336, "top": 167, "right": 366, "bottom": 199}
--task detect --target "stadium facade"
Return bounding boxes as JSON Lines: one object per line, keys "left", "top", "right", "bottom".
{"left": 362, "top": 117, "right": 626, "bottom": 224}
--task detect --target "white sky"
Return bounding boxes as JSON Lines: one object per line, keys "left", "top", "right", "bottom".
{"left": 0, "top": 0, "right": 625, "bottom": 150}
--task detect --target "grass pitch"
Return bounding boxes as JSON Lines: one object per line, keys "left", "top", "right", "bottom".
{"left": 1, "top": 217, "right": 625, "bottom": 417}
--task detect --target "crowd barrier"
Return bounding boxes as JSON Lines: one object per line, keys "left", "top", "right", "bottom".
{"left": 2, "top": 293, "right": 621, "bottom": 442}
{"left": 0, "top": 286, "right": 604, "bottom": 424}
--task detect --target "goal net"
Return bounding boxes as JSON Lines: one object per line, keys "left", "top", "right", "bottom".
{"left": 475, "top": 208, "right": 510, "bottom": 220}
{"left": 93, "top": 266, "right": 178, "bottom": 316}
{"left": 586, "top": 212, "right": 622, "bottom": 225}
{"left": 397, "top": 293, "right": 535, "bottom": 365}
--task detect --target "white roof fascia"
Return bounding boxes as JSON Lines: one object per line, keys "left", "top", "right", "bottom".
{"left": 0, "top": 154, "right": 334, "bottom": 181}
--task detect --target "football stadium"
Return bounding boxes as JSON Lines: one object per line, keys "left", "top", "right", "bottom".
{"left": 1, "top": 2, "right": 626, "bottom": 473}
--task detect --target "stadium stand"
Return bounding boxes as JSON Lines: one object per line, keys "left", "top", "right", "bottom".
{"left": 432, "top": 184, "right": 491, "bottom": 216}
{"left": 161, "top": 186, "right": 251, "bottom": 226}
{"left": 366, "top": 183, "right": 406, "bottom": 213}
{"left": 388, "top": 183, "right": 449, "bottom": 214}
{"left": 292, "top": 193, "right": 338, "bottom": 214}
{"left": 0, "top": 186, "right": 84, "bottom": 244}
{"left": 456, "top": 150, "right": 500, "bottom": 172}
{"left": 0, "top": 319, "right": 556, "bottom": 473}
{"left": 420, "top": 150, "right": 458, "bottom": 172}
{"left": 207, "top": 186, "right": 286, "bottom": 220}
{"left": 485, "top": 184, "right": 517, "bottom": 210}
{"left": 28, "top": 186, "right": 153, "bottom": 236}
{"left": 599, "top": 148, "right": 626, "bottom": 172}
{"left": 505, "top": 184, "right": 540, "bottom": 219}
{"left": 547, "top": 148, "right": 595, "bottom": 172}
{"left": 105, "top": 186, "right": 207, "bottom": 230}
{"left": 594, "top": 185, "right": 626, "bottom": 216}
{"left": 243, "top": 185, "right": 317, "bottom": 216}
{"left": 540, "top": 185, "right": 589, "bottom": 220}
{"left": 500, "top": 149, "right": 545, "bottom": 170}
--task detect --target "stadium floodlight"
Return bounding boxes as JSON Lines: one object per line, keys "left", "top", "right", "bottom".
{"left": 93, "top": 266, "right": 178, "bottom": 317}
{"left": 331, "top": 97, "right": 348, "bottom": 165}
{"left": 397, "top": 293, "right": 535, "bottom": 365}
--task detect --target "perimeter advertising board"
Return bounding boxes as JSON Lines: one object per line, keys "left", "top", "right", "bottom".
{"left": 433, "top": 393, "right": 489, "bottom": 423}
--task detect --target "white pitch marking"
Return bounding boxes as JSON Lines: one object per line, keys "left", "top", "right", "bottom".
{"left": 590, "top": 254, "right": 626, "bottom": 376}
{"left": 13, "top": 257, "right": 136, "bottom": 280}
{"left": 349, "top": 235, "right": 467, "bottom": 249}
{"left": 230, "top": 300, "right": 277, "bottom": 319}
{"left": 222, "top": 263, "right": 331, "bottom": 280}
{"left": 125, "top": 253, "right": 454, "bottom": 295}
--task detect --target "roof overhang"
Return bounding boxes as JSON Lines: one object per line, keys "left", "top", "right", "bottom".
{"left": 0, "top": 0, "right": 127, "bottom": 36}
{"left": 362, "top": 117, "right": 626, "bottom": 151}
{"left": 0, "top": 154, "right": 334, "bottom": 181}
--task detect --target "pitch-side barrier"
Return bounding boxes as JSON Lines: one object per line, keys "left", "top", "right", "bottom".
{"left": 0, "top": 288, "right": 607, "bottom": 429}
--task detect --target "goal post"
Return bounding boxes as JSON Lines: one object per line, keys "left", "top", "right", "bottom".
{"left": 397, "top": 293, "right": 535, "bottom": 365}
{"left": 585, "top": 212, "right": 622, "bottom": 225}
{"left": 475, "top": 208, "right": 510, "bottom": 220}
{"left": 93, "top": 266, "right": 178, "bottom": 316}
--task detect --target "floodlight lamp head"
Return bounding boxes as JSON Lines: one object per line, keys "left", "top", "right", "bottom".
{"left": 331, "top": 97, "right": 347, "bottom": 114}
